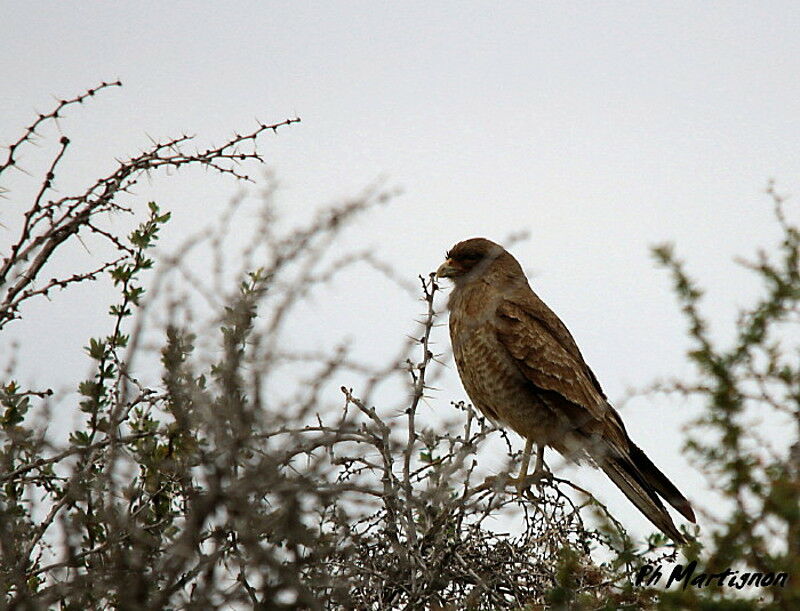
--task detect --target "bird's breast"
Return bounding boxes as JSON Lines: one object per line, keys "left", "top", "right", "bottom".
{"left": 451, "top": 319, "right": 540, "bottom": 428}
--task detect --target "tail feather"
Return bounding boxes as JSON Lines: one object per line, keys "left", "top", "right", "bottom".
{"left": 628, "top": 442, "right": 696, "bottom": 524}
{"left": 599, "top": 453, "right": 687, "bottom": 543}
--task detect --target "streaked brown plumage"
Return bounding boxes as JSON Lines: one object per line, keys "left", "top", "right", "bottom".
{"left": 437, "top": 237, "right": 695, "bottom": 543}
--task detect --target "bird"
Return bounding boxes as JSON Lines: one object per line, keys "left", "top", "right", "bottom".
{"left": 436, "top": 237, "right": 695, "bottom": 543}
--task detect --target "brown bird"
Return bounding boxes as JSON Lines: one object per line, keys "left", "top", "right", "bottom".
{"left": 436, "top": 237, "right": 695, "bottom": 543}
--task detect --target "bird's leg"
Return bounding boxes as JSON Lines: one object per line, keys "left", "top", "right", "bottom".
{"left": 515, "top": 438, "right": 534, "bottom": 488}
{"left": 520, "top": 438, "right": 534, "bottom": 474}
{"left": 514, "top": 440, "right": 550, "bottom": 493}
{"left": 532, "top": 443, "right": 548, "bottom": 476}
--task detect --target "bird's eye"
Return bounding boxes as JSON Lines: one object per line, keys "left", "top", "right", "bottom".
{"left": 446, "top": 248, "right": 483, "bottom": 263}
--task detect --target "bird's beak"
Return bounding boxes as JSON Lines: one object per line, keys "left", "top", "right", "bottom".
{"left": 436, "top": 259, "right": 458, "bottom": 278}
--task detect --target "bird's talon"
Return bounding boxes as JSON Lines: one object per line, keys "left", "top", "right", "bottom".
{"left": 477, "top": 470, "right": 552, "bottom": 495}
{"left": 478, "top": 475, "right": 506, "bottom": 491}
{"left": 514, "top": 470, "right": 552, "bottom": 494}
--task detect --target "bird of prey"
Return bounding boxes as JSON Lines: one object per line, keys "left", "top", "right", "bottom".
{"left": 436, "top": 237, "right": 695, "bottom": 543}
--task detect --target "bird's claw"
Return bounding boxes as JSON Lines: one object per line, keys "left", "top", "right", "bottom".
{"left": 477, "top": 469, "right": 552, "bottom": 495}
{"left": 514, "top": 469, "right": 552, "bottom": 495}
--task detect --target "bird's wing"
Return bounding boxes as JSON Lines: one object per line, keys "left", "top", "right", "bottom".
{"left": 493, "top": 297, "right": 612, "bottom": 426}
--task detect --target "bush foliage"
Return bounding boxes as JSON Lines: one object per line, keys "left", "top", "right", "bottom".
{"left": 1, "top": 84, "right": 797, "bottom": 609}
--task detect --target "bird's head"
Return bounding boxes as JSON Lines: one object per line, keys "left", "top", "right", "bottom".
{"left": 436, "top": 237, "right": 524, "bottom": 287}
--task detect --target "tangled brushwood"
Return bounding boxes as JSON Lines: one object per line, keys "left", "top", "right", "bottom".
{"left": 3, "top": 83, "right": 798, "bottom": 609}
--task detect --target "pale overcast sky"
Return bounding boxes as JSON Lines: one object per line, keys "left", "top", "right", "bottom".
{"left": 3, "top": 2, "right": 800, "bottom": 541}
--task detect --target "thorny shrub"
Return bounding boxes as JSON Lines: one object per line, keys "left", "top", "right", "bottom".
{"left": 645, "top": 183, "right": 800, "bottom": 609}
{"left": 6, "top": 83, "right": 797, "bottom": 610}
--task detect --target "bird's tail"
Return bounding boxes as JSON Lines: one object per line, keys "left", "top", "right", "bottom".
{"left": 598, "top": 445, "right": 693, "bottom": 544}
{"left": 627, "top": 441, "right": 696, "bottom": 524}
